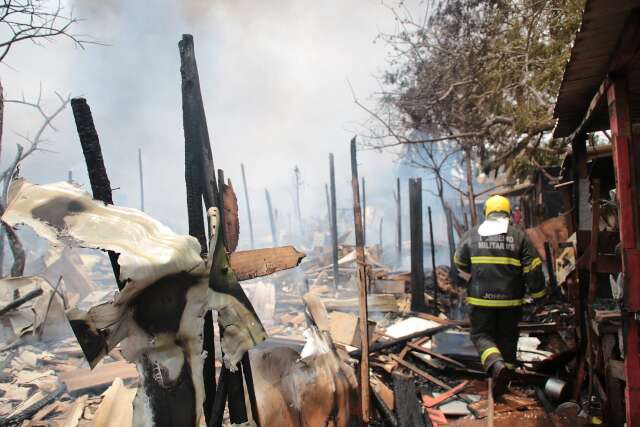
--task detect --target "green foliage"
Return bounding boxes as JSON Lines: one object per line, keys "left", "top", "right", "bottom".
{"left": 377, "top": 0, "right": 585, "bottom": 180}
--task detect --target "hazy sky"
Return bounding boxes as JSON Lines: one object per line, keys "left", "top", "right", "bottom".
{"left": 2, "top": 0, "right": 443, "bottom": 251}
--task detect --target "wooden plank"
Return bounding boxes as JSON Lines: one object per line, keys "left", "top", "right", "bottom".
{"left": 229, "top": 246, "right": 305, "bottom": 281}
{"left": 372, "top": 279, "right": 405, "bottom": 294}
{"left": 321, "top": 294, "right": 397, "bottom": 312}
{"left": 59, "top": 361, "right": 137, "bottom": 394}
{"left": 350, "top": 137, "right": 370, "bottom": 423}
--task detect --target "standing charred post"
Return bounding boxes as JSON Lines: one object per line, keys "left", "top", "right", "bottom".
{"left": 67, "top": 170, "right": 73, "bottom": 183}
{"left": 396, "top": 177, "right": 402, "bottom": 258}
{"left": 350, "top": 138, "right": 370, "bottom": 423}
{"left": 265, "top": 189, "right": 278, "bottom": 246}
{"left": 329, "top": 153, "right": 339, "bottom": 289}
{"left": 179, "top": 34, "right": 219, "bottom": 425}
{"left": 428, "top": 206, "right": 438, "bottom": 313}
{"left": 70, "top": 98, "right": 122, "bottom": 290}
{"left": 240, "top": 164, "right": 255, "bottom": 249}
{"left": 409, "top": 178, "right": 426, "bottom": 312}
{"left": 324, "top": 183, "right": 332, "bottom": 231}
{"left": 362, "top": 176, "right": 366, "bottom": 247}
{"left": 138, "top": 148, "right": 145, "bottom": 212}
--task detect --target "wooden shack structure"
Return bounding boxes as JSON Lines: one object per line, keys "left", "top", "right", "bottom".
{"left": 553, "top": 1, "right": 640, "bottom": 425}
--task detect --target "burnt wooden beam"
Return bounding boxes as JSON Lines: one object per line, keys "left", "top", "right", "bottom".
{"left": 392, "top": 372, "right": 428, "bottom": 427}
{"left": 179, "top": 34, "right": 218, "bottom": 211}
{"left": 70, "top": 98, "right": 122, "bottom": 290}
{"left": 178, "top": 34, "right": 218, "bottom": 425}
{"left": 0, "top": 287, "right": 42, "bottom": 316}
{"left": 350, "top": 137, "right": 370, "bottom": 423}
{"left": 409, "top": 178, "right": 426, "bottom": 312}
{"left": 329, "top": 153, "right": 339, "bottom": 289}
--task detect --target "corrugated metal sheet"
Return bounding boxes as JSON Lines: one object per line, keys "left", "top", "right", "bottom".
{"left": 553, "top": 0, "right": 640, "bottom": 138}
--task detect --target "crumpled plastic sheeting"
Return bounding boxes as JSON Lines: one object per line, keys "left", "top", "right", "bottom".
{"left": 4, "top": 179, "right": 204, "bottom": 306}
{"left": 2, "top": 179, "right": 266, "bottom": 427}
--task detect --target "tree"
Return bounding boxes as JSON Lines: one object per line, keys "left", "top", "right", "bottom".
{"left": 356, "top": 0, "right": 584, "bottom": 178}
{"left": 0, "top": 0, "right": 92, "bottom": 276}
{"left": 0, "top": 0, "right": 94, "bottom": 63}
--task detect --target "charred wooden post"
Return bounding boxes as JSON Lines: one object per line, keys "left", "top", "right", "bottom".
{"left": 329, "top": 153, "right": 339, "bottom": 289}
{"left": 409, "top": 178, "right": 426, "bottom": 312}
{"left": 217, "top": 169, "right": 256, "bottom": 426}
{"left": 240, "top": 164, "right": 255, "bottom": 249}
{"left": 392, "top": 372, "right": 428, "bottom": 427}
{"left": 396, "top": 177, "right": 402, "bottom": 258}
{"left": 428, "top": 206, "right": 438, "bottom": 313}
{"left": 138, "top": 148, "right": 145, "bottom": 212}
{"left": 67, "top": 170, "right": 73, "bottom": 183}
{"left": 70, "top": 97, "right": 122, "bottom": 290}
{"left": 325, "top": 183, "right": 332, "bottom": 231}
{"left": 362, "top": 176, "right": 366, "bottom": 247}
{"left": 349, "top": 137, "right": 370, "bottom": 423}
{"left": 179, "top": 34, "right": 218, "bottom": 210}
{"left": 179, "top": 34, "right": 219, "bottom": 425}
{"left": 265, "top": 188, "right": 278, "bottom": 246}
{"left": 379, "top": 217, "right": 383, "bottom": 251}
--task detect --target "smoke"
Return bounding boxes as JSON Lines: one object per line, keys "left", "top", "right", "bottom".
{"left": 1, "top": 0, "right": 455, "bottom": 255}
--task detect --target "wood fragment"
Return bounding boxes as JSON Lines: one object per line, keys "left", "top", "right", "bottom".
{"left": 62, "top": 395, "right": 88, "bottom": 427}
{"left": 59, "top": 361, "right": 137, "bottom": 394}
{"left": 92, "top": 378, "right": 136, "bottom": 427}
{"left": 421, "top": 380, "right": 469, "bottom": 408}
{"left": 229, "top": 246, "right": 305, "bottom": 281}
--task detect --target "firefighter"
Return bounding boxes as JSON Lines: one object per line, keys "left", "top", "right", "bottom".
{"left": 453, "top": 195, "right": 546, "bottom": 396}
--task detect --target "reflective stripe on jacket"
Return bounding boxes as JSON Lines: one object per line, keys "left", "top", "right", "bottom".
{"left": 453, "top": 224, "right": 545, "bottom": 307}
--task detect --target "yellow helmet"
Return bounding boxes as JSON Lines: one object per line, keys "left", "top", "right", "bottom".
{"left": 484, "top": 195, "right": 511, "bottom": 217}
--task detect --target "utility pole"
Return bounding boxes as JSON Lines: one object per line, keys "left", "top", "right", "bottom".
{"left": 240, "top": 164, "right": 255, "bottom": 249}
{"left": 138, "top": 148, "right": 145, "bottom": 212}
{"left": 362, "top": 176, "right": 366, "bottom": 247}
{"left": 349, "top": 137, "right": 370, "bottom": 423}
{"left": 409, "top": 178, "right": 426, "bottom": 312}
{"left": 265, "top": 189, "right": 278, "bottom": 247}
{"left": 329, "top": 153, "right": 339, "bottom": 290}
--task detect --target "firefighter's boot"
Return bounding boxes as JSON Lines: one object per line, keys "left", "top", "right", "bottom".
{"left": 491, "top": 360, "right": 510, "bottom": 397}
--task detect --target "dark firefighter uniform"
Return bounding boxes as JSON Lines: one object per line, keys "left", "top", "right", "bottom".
{"left": 453, "top": 211, "right": 546, "bottom": 374}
